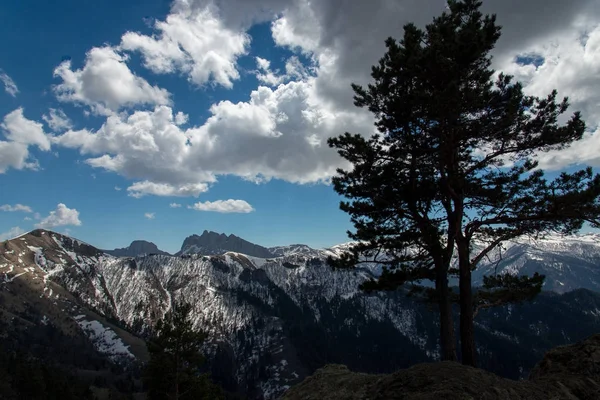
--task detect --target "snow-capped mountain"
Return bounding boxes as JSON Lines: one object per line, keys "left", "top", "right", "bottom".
{"left": 0, "top": 230, "right": 147, "bottom": 367}
{"left": 2, "top": 229, "right": 600, "bottom": 399}
{"left": 471, "top": 233, "right": 600, "bottom": 293}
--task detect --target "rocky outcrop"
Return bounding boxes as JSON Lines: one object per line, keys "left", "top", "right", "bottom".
{"left": 178, "top": 230, "right": 274, "bottom": 258}
{"left": 104, "top": 240, "right": 170, "bottom": 257}
{"left": 282, "top": 334, "right": 600, "bottom": 400}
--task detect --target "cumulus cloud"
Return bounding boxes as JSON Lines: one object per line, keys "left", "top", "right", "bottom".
{"left": 127, "top": 181, "right": 209, "bottom": 198}
{"left": 0, "top": 142, "right": 33, "bottom": 173}
{"left": 0, "top": 69, "right": 18, "bottom": 97}
{"left": 54, "top": 106, "right": 215, "bottom": 186}
{"left": 169, "top": 202, "right": 182, "bottom": 208}
{"left": 2, "top": 108, "right": 51, "bottom": 151}
{"left": 174, "top": 111, "right": 188, "bottom": 125}
{"left": 0, "top": 108, "right": 52, "bottom": 173}
{"left": 254, "top": 56, "right": 309, "bottom": 86}
{"left": 42, "top": 108, "right": 73, "bottom": 132}
{"left": 53, "top": 78, "right": 372, "bottom": 192}
{"left": 35, "top": 203, "right": 82, "bottom": 229}
{"left": 53, "top": 46, "right": 171, "bottom": 115}
{"left": 0, "top": 226, "right": 26, "bottom": 242}
{"left": 495, "top": 23, "right": 600, "bottom": 170}
{"left": 144, "top": 212, "right": 155, "bottom": 219}
{"left": 47, "top": 0, "right": 600, "bottom": 196}
{"left": 255, "top": 57, "right": 284, "bottom": 86}
{"left": 188, "top": 199, "right": 254, "bottom": 213}
{"left": 120, "top": 1, "right": 249, "bottom": 88}
{"left": 0, "top": 204, "right": 33, "bottom": 213}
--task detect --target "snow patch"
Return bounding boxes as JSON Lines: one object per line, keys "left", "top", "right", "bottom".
{"left": 74, "top": 316, "right": 135, "bottom": 362}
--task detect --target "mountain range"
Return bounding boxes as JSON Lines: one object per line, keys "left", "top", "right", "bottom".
{"left": 2, "top": 229, "right": 600, "bottom": 398}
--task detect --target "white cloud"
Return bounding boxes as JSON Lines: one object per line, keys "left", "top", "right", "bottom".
{"left": 53, "top": 78, "right": 372, "bottom": 192}
{"left": 42, "top": 108, "right": 73, "bottom": 132}
{"left": 0, "top": 204, "right": 33, "bottom": 213}
{"left": 144, "top": 212, "right": 155, "bottom": 219}
{"left": 54, "top": 106, "right": 215, "bottom": 186}
{"left": 255, "top": 57, "right": 284, "bottom": 86}
{"left": 188, "top": 199, "right": 254, "bottom": 213}
{"left": 268, "top": 0, "right": 324, "bottom": 55}
{"left": 120, "top": 2, "right": 249, "bottom": 88}
{"left": 0, "top": 69, "right": 18, "bottom": 97}
{"left": 174, "top": 111, "right": 188, "bottom": 125}
{"left": 253, "top": 56, "right": 309, "bottom": 86}
{"left": 35, "top": 203, "right": 82, "bottom": 229}
{"left": 0, "top": 226, "right": 26, "bottom": 242}
{"left": 169, "top": 202, "right": 182, "bottom": 208}
{"left": 495, "top": 23, "right": 600, "bottom": 170}
{"left": 0, "top": 141, "right": 33, "bottom": 173}
{"left": 24, "top": 216, "right": 32, "bottom": 221}
{"left": 187, "top": 80, "right": 371, "bottom": 183}
{"left": 127, "top": 181, "right": 209, "bottom": 198}
{"left": 2, "top": 108, "right": 51, "bottom": 151}
{"left": 114, "top": 186, "right": 122, "bottom": 191}
{"left": 0, "top": 108, "right": 52, "bottom": 173}
{"left": 53, "top": 46, "right": 171, "bottom": 115}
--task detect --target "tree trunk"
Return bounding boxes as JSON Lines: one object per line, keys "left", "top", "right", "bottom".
{"left": 457, "top": 238, "right": 476, "bottom": 367}
{"left": 436, "top": 266, "right": 457, "bottom": 361}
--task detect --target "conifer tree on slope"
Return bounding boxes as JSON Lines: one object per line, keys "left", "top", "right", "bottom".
{"left": 328, "top": 0, "right": 600, "bottom": 366}
{"left": 144, "top": 301, "right": 223, "bottom": 400}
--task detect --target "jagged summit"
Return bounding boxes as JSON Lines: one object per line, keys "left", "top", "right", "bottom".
{"left": 104, "top": 240, "right": 170, "bottom": 257}
{"left": 177, "top": 230, "right": 274, "bottom": 258}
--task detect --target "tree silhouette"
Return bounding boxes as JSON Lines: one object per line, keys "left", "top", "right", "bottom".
{"left": 328, "top": 0, "right": 600, "bottom": 366}
{"left": 144, "top": 301, "right": 223, "bottom": 399}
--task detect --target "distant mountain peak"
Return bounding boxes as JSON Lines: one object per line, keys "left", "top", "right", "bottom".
{"left": 178, "top": 231, "right": 273, "bottom": 258}
{"left": 104, "top": 240, "right": 170, "bottom": 257}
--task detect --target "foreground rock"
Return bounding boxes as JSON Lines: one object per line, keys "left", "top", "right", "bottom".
{"left": 282, "top": 334, "right": 600, "bottom": 400}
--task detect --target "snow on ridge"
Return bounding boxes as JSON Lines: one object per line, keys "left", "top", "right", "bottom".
{"left": 74, "top": 315, "right": 134, "bottom": 362}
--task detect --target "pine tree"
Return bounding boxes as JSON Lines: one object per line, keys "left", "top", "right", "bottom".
{"left": 328, "top": 0, "right": 600, "bottom": 367}
{"left": 144, "top": 301, "right": 223, "bottom": 400}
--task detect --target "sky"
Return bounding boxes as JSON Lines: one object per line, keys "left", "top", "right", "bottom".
{"left": 0, "top": 0, "right": 599, "bottom": 253}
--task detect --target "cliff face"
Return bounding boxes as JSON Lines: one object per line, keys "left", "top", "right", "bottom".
{"left": 282, "top": 334, "right": 600, "bottom": 400}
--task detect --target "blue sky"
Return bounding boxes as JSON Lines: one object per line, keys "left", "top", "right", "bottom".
{"left": 1, "top": 0, "right": 599, "bottom": 253}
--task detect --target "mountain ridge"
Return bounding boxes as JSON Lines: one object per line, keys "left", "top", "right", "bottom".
{"left": 177, "top": 229, "right": 275, "bottom": 258}
{"left": 103, "top": 240, "right": 171, "bottom": 257}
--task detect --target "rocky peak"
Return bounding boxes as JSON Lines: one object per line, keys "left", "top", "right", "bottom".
{"left": 269, "top": 244, "right": 320, "bottom": 257}
{"left": 178, "top": 230, "right": 273, "bottom": 258}
{"left": 104, "top": 240, "right": 170, "bottom": 257}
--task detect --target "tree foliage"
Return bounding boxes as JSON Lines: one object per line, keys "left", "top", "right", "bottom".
{"left": 144, "top": 301, "right": 223, "bottom": 400}
{"left": 0, "top": 351, "right": 93, "bottom": 400}
{"left": 328, "top": 0, "right": 600, "bottom": 367}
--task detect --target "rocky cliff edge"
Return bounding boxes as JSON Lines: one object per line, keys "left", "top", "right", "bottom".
{"left": 282, "top": 334, "right": 600, "bottom": 400}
